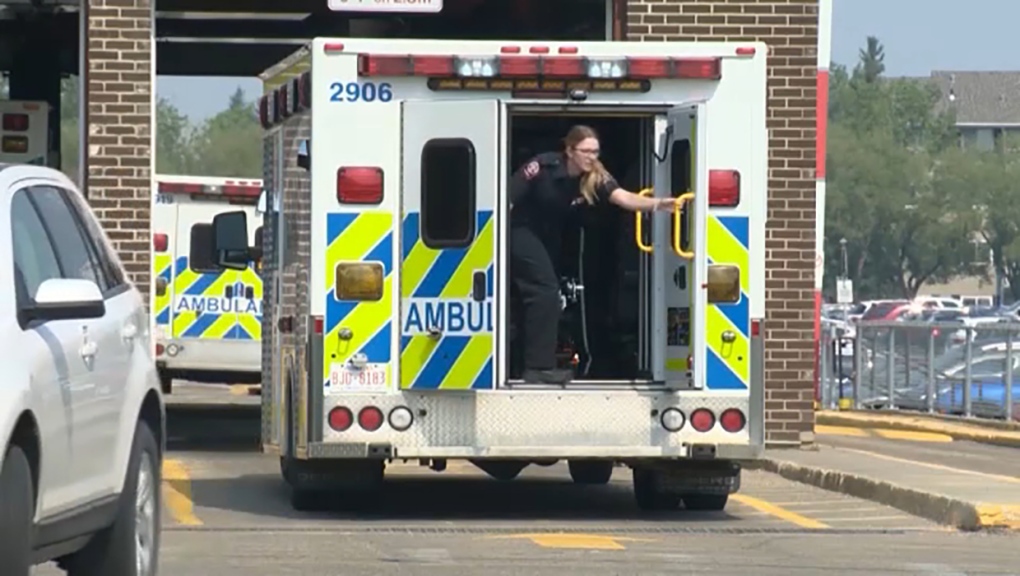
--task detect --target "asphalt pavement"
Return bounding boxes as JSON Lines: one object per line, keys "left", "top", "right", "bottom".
{"left": 30, "top": 384, "right": 1020, "bottom": 575}
{"left": 817, "top": 426, "right": 1020, "bottom": 478}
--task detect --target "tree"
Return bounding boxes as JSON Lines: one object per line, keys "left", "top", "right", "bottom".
{"left": 156, "top": 98, "right": 199, "bottom": 174}
{"left": 824, "top": 37, "right": 970, "bottom": 299}
{"left": 188, "top": 86, "right": 262, "bottom": 177}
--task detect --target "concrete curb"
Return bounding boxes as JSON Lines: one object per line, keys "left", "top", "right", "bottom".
{"left": 815, "top": 412, "right": 1020, "bottom": 449}
{"left": 745, "top": 457, "right": 1018, "bottom": 531}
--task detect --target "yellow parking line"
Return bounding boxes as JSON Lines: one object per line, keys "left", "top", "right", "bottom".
{"left": 816, "top": 425, "right": 953, "bottom": 443}
{"left": 839, "top": 447, "right": 1020, "bottom": 484}
{"left": 487, "top": 533, "right": 653, "bottom": 550}
{"left": 731, "top": 494, "right": 830, "bottom": 529}
{"left": 162, "top": 459, "right": 203, "bottom": 526}
{"left": 974, "top": 504, "right": 1020, "bottom": 530}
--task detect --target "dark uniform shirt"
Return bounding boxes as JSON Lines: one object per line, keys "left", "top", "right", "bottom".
{"left": 509, "top": 152, "right": 619, "bottom": 259}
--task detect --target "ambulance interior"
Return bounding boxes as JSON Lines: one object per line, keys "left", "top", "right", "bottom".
{"left": 506, "top": 112, "right": 691, "bottom": 384}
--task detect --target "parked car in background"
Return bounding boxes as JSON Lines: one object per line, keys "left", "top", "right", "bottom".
{"left": 0, "top": 164, "right": 165, "bottom": 576}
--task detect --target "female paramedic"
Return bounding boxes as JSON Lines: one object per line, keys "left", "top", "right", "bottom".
{"left": 509, "top": 124, "right": 676, "bottom": 384}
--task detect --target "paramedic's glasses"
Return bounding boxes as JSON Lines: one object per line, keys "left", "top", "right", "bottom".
{"left": 573, "top": 147, "right": 600, "bottom": 157}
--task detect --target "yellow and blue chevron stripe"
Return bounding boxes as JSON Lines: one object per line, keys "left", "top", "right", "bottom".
{"left": 166, "top": 256, "right": 263, "bottom": 341}
{"left": 400, "top": 210, "right": 494, "bottom": 390}
{"left": 153, "top": 253, "right": 173, "bottom": 327}
{"left": 705, "top": 214, "right": 750, "bottom": 390}
{"left": 322, "top": 211, "right": 394, "bottom": 387}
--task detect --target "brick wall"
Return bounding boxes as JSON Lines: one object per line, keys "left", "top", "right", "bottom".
{"left": 625, "top": 0, "right": 819, "bottom": 446}
{"left": 84, "top": 0, "right": 154, "bottom": 301}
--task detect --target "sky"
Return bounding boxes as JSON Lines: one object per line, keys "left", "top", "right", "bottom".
{"left": 156, "top": 0, "right": 1020, "bottom": 123}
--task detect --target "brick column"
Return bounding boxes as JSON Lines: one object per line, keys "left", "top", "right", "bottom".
{"left": 84, "top": 0, "right": 155, "bottom": 302}
{"left": 625, "top": 0, "right": 820, "bottom": 446}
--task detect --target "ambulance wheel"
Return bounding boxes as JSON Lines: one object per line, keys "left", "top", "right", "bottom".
{"left": 632, "top": 468, "right": 681, "bottom": 511}
{"left": 682, "top": 494, "right": 728, "bottom": 511}
{"left": 568, "top": 460, "right": 613, "bottom": 485}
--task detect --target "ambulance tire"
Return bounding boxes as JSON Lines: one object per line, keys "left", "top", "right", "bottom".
{"left": 567, "top": 460, "right": 613, "bottom": 485}
{"left": 632, "top": 468, "right": 681, "bottom": 511}
{"left": 681, "top": 494, "right": 728, "bottom": 511}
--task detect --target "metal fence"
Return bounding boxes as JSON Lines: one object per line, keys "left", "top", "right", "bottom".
{"left": 819, "top": 320, "right": 1018, "bottom": 421}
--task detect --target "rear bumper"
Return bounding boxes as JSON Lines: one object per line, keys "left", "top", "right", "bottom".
{"left": 157, "top": 338, "right": 261, "bottom": 373}
{"left": 301, "top": 390, "right": 762, "bottom": 461}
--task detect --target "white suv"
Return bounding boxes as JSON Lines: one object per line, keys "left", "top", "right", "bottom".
{"left": 0, "top": 165, "right": 165, "bottom": 575}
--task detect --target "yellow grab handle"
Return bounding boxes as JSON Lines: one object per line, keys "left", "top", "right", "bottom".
{"left": 673, "top": 192, "right": 695, "bottom": 259}
{"left": 634, "top": 188, "right": 654, "bottom": 253}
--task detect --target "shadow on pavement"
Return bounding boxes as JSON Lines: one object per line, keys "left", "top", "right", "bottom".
{"left": 167, "top": 403, "right": 262, "bottom": 453}
{"left": 186, "top": 471, "right": 740, "bottom": 524}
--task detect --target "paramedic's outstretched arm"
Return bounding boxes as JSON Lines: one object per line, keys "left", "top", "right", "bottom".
{"left": 596, "top": 176, "right": 675, "bottom": 212}
{"left": 508, "top": 159, "right": 539, "bottom": 210}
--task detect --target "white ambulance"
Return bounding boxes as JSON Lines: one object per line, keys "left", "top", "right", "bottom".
{"left": 151, "top": 175, "right": 265, "bottom": 393}
{"left": 212, "top": 37, "right": 767, "bottom": 511}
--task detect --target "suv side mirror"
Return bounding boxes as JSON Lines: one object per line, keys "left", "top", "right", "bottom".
{"left": 24, "top": 278, "right": 105, "bottom": 323}
{"left": 297, "top": 139, "right": 310, "bottom": 171}
{"left": 212, "top": 211, "right": 251, "bottom": 271}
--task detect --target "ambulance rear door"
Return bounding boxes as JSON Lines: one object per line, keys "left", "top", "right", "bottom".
{"left": 399, "top": 99, "right": 504, "bottom": 391}
{"left": 654, "top": 102, "right": 709, "bottom": 390}
{"left": 171, "top": 203, "right": 239, "bottom": 341}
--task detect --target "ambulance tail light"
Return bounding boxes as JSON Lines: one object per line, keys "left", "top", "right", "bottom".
{"left": 690, "top": 408, "right": 716, "bottom": 432}
{"left": 708, "top": 170, "right": 740, "bottom": 207}
{"left": 337, "top": 166, "right": 383, "bottom": 205}
{"left": 358, "top": 406, "right": 384, "bottom": 432}
{"left": 153, "top": 233, "right": 168, "bottom": 253}
{"left": 720, "top": 408, "right": 746, "bottom": 433}
{"left": 2, "top": 113, "right": 29, "bottom": 132}
{"left": 328, "top": 406, "right": 353, "bottom": 432}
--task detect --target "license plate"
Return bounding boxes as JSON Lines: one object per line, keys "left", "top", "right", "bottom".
{"left": 328, "top": 362, "right": 388, "bottom": 392}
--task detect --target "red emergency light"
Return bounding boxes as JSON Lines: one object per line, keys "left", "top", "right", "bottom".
{"left": 2, "top": 113, "right": 29, "bottom": 132}
{"left": 708, "top": 170, "right": 740, "bottom": 207}
{"left": 337, "top": 167, "right": 384, "bottom": 205}
{"left": 153, "top": 233, "right": 168, "bottom": 253}
{"left": 158, "top": 180, "right": 262, "bottom": 204}
{"left": 355, "top": 53, "right": 722, "bottom": 81}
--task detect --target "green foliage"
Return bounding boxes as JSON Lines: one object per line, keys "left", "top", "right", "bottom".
{"left": 823, "top": 36, "right": 1012, "bottom": 300}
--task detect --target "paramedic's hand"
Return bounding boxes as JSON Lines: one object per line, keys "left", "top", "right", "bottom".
{"left": 654, "top": 197, "right": 678, "bottom": 212}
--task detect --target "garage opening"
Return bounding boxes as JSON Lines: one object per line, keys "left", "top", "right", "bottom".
{"left": 506, "top": 109, "right": 691, "bottom": 386}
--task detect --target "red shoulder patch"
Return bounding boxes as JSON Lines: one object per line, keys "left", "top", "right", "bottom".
{"left": 522, "top": 161, "right": 540, "bottom": 180}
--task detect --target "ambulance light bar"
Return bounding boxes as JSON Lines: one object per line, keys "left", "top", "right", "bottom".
{"left": 358, "top": 54, "right": 722, "bottom": 81}
{"left": 157, "top": 180, "right": 262, "bottom": 204}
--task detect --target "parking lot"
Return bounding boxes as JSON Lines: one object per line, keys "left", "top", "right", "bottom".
{"left": 30, "top": 384, "right": 1020, "bottom": 575}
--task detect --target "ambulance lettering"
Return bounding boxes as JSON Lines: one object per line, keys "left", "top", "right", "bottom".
{"left": 402, "top": 298, "right": 493, "bottom": 336}
{"left": 174, "top": 296, "right": 263, "bottom": 316}
{"left": 173, "top": 281, "right": 263, "bottom": 316}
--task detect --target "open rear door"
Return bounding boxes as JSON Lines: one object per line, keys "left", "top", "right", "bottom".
{"left": 654, "top": 103, "right": 709, "bottom": 389}
{"left": 399, "top": 99, "right": 504, "bottom": 390}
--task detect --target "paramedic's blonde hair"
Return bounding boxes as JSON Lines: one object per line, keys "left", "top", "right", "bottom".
{"left": 564, "top": 125, "right": 611, "bottom": 205}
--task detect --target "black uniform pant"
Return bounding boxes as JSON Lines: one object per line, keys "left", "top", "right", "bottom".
{"left": 510, "top": 226, "right": 561, "bottom": 371}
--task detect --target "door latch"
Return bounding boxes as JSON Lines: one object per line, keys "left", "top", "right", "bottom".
{"left": 721, "top": 330, "right": 736, "bottom": 343}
